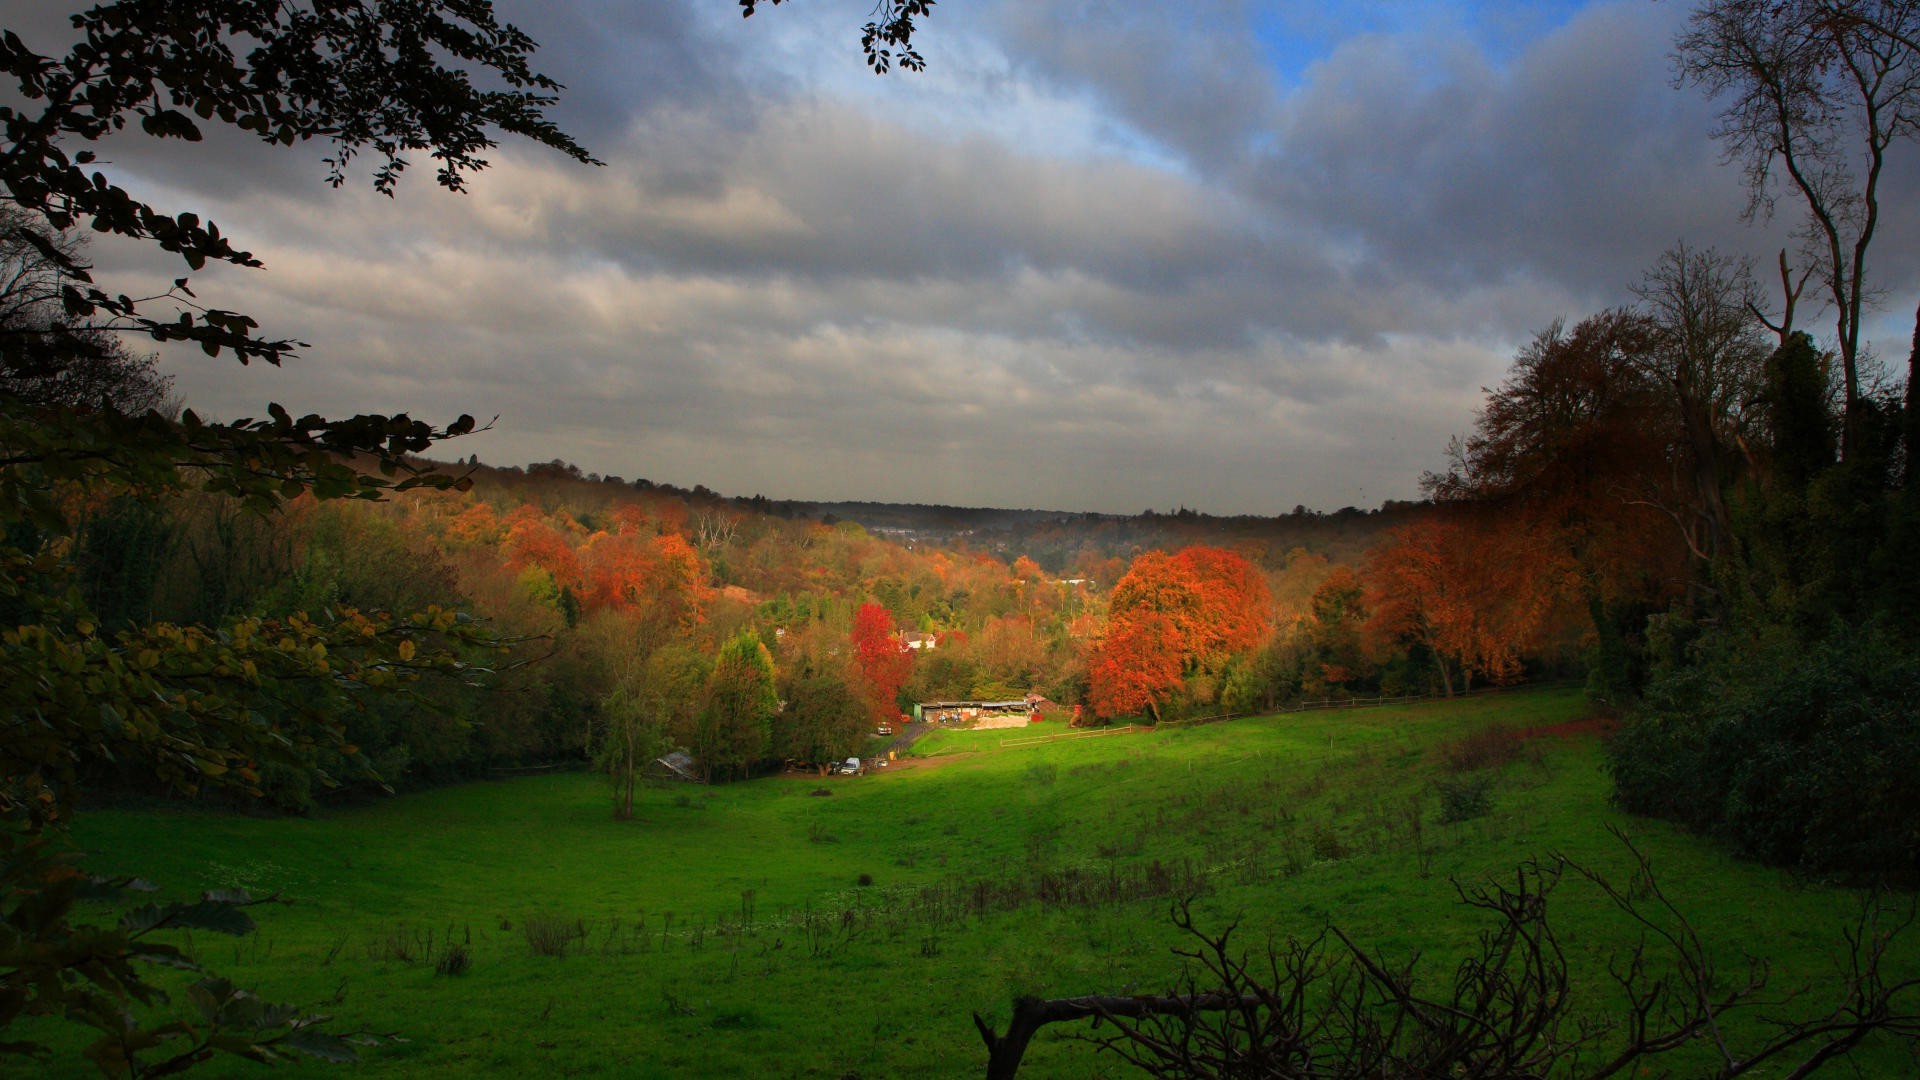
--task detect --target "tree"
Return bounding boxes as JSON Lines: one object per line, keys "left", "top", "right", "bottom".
{"left": 1676, "top": 0, "right": 1920, "bottom": 456}
{"left": 1428, "top": 312, "right": 1689, "bottom": 673}
{"left": 1629, "top": 243, "right": 1772, "bottom": 561}
{"left": 773, "top": 642, "right": 865, "bottom": 770}
{"left": 1089, "top": 547, "right": 1272, "bottom": 721}
{"left": 851, "top": 601, "right": 913, "bottom": 726}
{"left": 0, "top": 208, "right": 173, "bottom": 413}
{"left": 1364, "top": 514, "right": 1576, "bottom": 696}
{"left": 1086, "top": 611, "right": 1185, "bottom": 722}
{"left": 695, "top": 631, "right": 778, "bottom": 782}
{"left": 595, "top": 643, "right": 704, "bottom": 821}
{"left": 0, "top": 2, "right": 594, "bottom": 1072}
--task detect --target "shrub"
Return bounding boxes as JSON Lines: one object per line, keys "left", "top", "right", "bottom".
{"left": 1437, "top": 775, "right": 1493, "bottom": 824}
{"left": 435, "top": 942, "right": 471, "bottom": 976}
{"left": 522, "top": 913, "right": 581, "bottom": 958}
{"left": 1611, "top": 623, "right": 1920, "bottom": 884}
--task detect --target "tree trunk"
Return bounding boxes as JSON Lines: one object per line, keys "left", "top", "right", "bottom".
{"left": 975, "top": 993, "right": 1262, "bottom": 1080}
{"left": 1907, "top": 299, "right": 1919, "bottom": 491}
{"left": 1678, "top": 390, "right": 1732, "bottom": 561}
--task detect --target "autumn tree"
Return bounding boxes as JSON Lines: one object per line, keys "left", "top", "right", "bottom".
{"left": 1088, "top": 546, "right": 1272, "bottom": 721}
{"left": 1301, "top": 565, "right": 1371, "bottom": 695}
{"left": 1427, "top": 310, "right": 1689, "bottom": 698}
{"left": 851, "top": 601, "right": 913, "bottom": 726}
{"left": 1086, "top": 611, "right": 1185, "bottom": 722}
{"left": 1364, "top": 514, "right": 1576, "bottom": 695}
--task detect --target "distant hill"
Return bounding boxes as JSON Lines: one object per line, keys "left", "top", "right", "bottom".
{"left": 441, "top": 455, "right": 1421, "bottom": 572}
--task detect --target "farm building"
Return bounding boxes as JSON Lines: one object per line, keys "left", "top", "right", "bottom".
{"left": 647, "top": 750, "right": 699, "bottom": 783}
{"left": 913, "top": 697, "right": 1044, "bottom": 726}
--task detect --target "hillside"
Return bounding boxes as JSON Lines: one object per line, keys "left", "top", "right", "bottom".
{"left": 54, "top": 690, "right": 1910, "bottom": 1078}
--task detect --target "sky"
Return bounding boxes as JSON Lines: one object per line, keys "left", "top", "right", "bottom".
{"left": 15, "top": 0, "right": 1920, "bottom": 515}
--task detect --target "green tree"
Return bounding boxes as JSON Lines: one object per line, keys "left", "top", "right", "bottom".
{"left": 695, "top": 631, "right": 778, "bottom": 782}
{"left": 596, "top": 642, "right": 707, "bottom": 819}
{"left": 774, "top": 652, "right": 865, "bottom": 772}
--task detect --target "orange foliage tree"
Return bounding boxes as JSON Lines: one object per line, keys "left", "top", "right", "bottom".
{"left": 1086, "top": 612, "right": 1184, "bottom": 722}
{"left": 504, "top": 514, "right": 584, "bottom": 591}
{"left": 1364, "top": 514, "right": 1576, "bottom": 695}
{"left": 1089, "top": 546, "right": 1273, "bottom": 721}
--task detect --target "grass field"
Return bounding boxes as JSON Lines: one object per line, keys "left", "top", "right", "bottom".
{"left": 43, "top": 689, "right": 1916, "bottom": 1077}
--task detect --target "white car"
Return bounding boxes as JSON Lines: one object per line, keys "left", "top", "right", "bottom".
{"left": 839, "top": 757, "right": 861, "bottom": 775}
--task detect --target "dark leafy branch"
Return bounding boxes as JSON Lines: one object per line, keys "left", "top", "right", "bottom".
{"left": 738, "top": 0, "right": 935, "bottom": 73}
{"left": 0, "top": 1, "right": 599, "bottom": 366}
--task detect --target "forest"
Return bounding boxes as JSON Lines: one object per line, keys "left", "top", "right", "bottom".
{"left": 3, "top": 0, "right": 1920, "bottom": 1076}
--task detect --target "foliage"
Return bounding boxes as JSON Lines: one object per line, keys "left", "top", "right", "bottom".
{"left": 738, "top": 0, "right": 935, "bottom": 74}
{"left": 0, "top": 1, "right": 603, "bottom": 1073}
{"left": 774, "top": 644, "right": 864, "bottom": 769}
{"left": 850, "top": 602, "right": 911, "bottom": 726}
{"left": 1435, "top": 773, "right": 1494, "bottom": 823}
{"left": 1363, "top": 513, "right": 1576, "bottom": 696}
{"left": 1611, "top": 622, "right": 1920, "bottom": 883}
{"left": 1088, "top": 546, "right": 1271, "bottom": 721}
{"left": 694, "top": 631, "right": 778, "bottom": 782}
{"left": 0, "top": 0, "right": 595, "bottom": 368}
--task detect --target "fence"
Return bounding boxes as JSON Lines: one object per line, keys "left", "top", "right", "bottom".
{"left": 999, "top": 725, "right": 1140, "bottom": 748}
{"left": 989, "top": 680, "right": 1581, "bottom": 751}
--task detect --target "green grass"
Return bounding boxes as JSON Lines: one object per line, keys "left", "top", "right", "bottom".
{"left": 42, "top": 688, "right": 1916, "bottom": 1077}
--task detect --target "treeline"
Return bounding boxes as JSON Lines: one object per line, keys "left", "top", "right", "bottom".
{"left": 48, "top": 445, "right": 1458, "bottom": 811}
{"left": 1406, "top": 252, "right": 1919, "bottom": 884}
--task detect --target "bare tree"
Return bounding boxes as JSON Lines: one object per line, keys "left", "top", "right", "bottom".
{"left": 973, "top": 830, "right": 1920, "bottom": 1078}
{"left": 1675, "top": 0, "right": 1920, "bottom": 457}
{"left": 1630, "top": 243, "right": 1773, "bottom": 560}
{"left": 0, "top": 206, "right": 172, "bottom": 413}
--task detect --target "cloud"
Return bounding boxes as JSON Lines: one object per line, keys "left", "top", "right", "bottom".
{"left": 56, "top": 0, "right": 1918, "bottom": 515}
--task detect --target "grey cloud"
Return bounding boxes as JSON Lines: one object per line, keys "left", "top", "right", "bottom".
{"left": 59, "top": 0, "right": 1919, "bottom": 516}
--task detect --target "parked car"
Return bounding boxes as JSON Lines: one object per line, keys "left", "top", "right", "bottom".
{"left": 839, "top": 757, "right": 861, "bottom": 775}
{"left": 875, "top": 724, "right": 893, "bottom": 736}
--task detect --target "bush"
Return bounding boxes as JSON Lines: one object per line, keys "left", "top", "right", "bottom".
{"left": 1611, "top": 624, "right": 1920, "bottom": 884}
{"left": 522, "top": 913, "right": 581, "bottom": 958}
{"left": 1437, "top": 775, "right": 1493, "bottom": 823}
{"left": 1440, "top": 726, "right": 1524, "bottom": 773}
{"left": 435, "top": 942, "right": 471, "bottom": 976}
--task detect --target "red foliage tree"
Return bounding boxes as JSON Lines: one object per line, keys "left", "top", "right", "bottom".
{"left": 851, "top": 601, "right": 913, "bottom": 725}
{"left": 504, "top": 514, "right": 583, "bottom": 591}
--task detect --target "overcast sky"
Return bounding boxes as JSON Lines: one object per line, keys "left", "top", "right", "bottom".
{"left": 23, "top": 0, "right": 1920, "bottom": 514}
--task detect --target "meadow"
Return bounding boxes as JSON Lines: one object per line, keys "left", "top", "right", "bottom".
{"left": 48, "top": 689, "right": 1913, "bottom": 1078}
